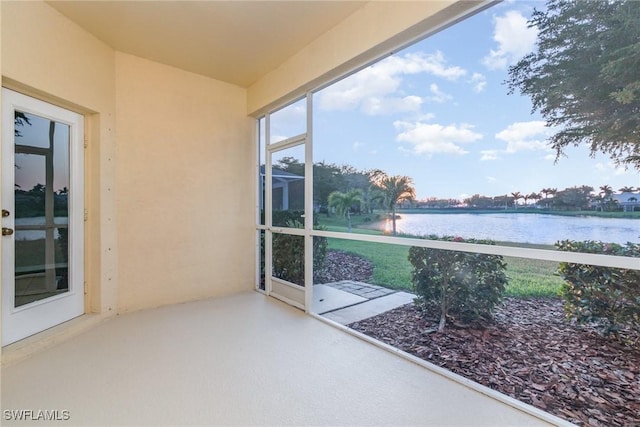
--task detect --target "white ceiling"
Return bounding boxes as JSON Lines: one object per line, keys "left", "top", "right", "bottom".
{"left": 46, "top": 1, "right": 367, "bottom": 88}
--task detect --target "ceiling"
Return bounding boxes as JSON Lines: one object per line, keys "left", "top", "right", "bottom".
{"left": 46, "top": 1, "right": 367, "bottom": 88}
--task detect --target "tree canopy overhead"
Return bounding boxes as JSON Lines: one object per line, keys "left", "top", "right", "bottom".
{"left": 507, "top": 0, "right": 640, "bottom": 169}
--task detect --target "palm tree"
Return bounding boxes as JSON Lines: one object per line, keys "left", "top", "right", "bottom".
{"left": 372, "top": 174, "right": 416, "bottom": 235}
{"left": 328, "top": 189, "right": 363, "bottom": 232}
{"left": 527, "top": 192, "right": 541, "bottom": 207}
{"left": 599, "top": 185, "right": 614, "bottom": 211}
{"left": 510, "top": 192, "right": 522, "bottom": 209}
{"left": 619, "top": 186, "right": 636, "bottom": 193}
{"left": 540, "top": 188, "right": 549, "bottom": 208}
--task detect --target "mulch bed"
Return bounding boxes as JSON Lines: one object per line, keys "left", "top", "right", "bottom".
{"left": 314, "top": 250, "right": 374, "bottom": 283}
{"left": 349, "top": 298, "right": 640, "bottom": 426}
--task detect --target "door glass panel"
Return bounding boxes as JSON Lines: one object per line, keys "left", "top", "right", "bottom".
{"left": 14, "top": 228, "right": 69, "bottom": 306}
{"left": 13, "top": 111, "right": 70, "bottom": 307}
{"left": 271, "top": 144, "right": 305, "bottom": 227}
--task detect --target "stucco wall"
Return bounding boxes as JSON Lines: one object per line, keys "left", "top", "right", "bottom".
{"left": 115, "top": 53, "right": 254, "bottom": 312}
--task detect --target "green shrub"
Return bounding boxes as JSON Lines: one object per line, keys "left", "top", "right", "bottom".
{"left": 408, "top": 236, "right": 507, "bottom": 332}
{"left": 556, "top": 240, "right": 640, "bottom": 337}
{"left": 272, "top": 221, "right": 305, "bottom": 285}
{"left": 260, "top": 211, "right": 328, "bottom": 287}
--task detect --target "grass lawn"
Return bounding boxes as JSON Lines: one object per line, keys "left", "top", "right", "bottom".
{"left": 327, "top": 237, "right": 412, "bottom": 290}
{"left": 318, "top": 214, "right": 563, "bottom": 298}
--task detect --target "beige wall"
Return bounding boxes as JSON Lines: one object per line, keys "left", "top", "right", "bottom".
{"left": 115, "top": 53, "right": 254, "bottom": 312}
{"left": 247, "top": 0, "right": 487, "bottom": 115}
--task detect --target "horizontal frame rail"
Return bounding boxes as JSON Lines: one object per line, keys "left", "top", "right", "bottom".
{"left": 310, "top": 229, "right": 640, "bottom": 270}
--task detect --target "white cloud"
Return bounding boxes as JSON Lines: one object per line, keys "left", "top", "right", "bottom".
{"left": 482, "top": 10, "right": 537, "bottom": 70}
{"left": 362, "top": 95, "right": 423, "bottom": 115}
{"left": 352, "top": 141, "right": 365, "bottom": 152}
{"left": 426, "top": 84, "right": 452, "bottom": 103}
{"left": 394, "top": 121, "right": 482, "bottom": 156}
{"left": 480, "top": 150, "right": 501, "bottom": 161}
{"left": 317, "top": 51, "right": 466, "bottom": 114}
{"left": 487, "top": 176, "right": 497, "bottom": 183}
{"left": 495, "top": 121, "right": 553, "bottom": 153}
{"left": 469, "top": 73, "right": 487, "bottom": 93}
{"left": 479, "top": 121, "right": 554, "bottom": 161}
{"left": 415, "top": 112, "right": 436, "bottom": 121}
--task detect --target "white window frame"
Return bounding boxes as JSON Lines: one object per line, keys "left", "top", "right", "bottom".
{"left": 253, "top": 1, "right": 639, "bottom": 305}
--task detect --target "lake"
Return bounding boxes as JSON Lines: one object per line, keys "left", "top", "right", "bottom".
{"left": 14, "top": 217, "right": 68, "bottom": 240}
{"left": 375, "top": 213, "right": 639, "bottom": 245}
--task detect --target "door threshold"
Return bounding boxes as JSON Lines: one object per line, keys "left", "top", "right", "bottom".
{"left": 1, "top": 313, "right": 107, "bottom": 366}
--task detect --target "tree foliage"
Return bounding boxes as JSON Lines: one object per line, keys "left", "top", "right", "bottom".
{"left": 328, "top": 189, "right": 363, "bottom": 232}
{"left": 14, "top": 111, "right": 32, "bottom": 137}
{"left": 507, "top": 0, "right": 640, "bottom": 168}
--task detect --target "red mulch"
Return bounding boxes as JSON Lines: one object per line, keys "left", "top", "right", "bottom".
{"left": 349, "top": 298, "right": 640, "bottom": 426}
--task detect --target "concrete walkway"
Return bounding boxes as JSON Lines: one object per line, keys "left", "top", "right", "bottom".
{"left": 313, "top": 280, "right": 416, "bottom": 325}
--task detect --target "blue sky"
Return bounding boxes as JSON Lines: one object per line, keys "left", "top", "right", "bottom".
{"left": 271, "top": 0, "right": 638, "bottom": 201}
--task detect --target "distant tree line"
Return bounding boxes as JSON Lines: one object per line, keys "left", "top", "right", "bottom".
{"left": 419, "top": 185, "right": 639, "bottom": 212}
{"left": 273, "top": 158, "right": 638, "bottom": 214}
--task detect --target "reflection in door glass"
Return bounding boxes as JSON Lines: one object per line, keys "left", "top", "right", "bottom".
{"left": 14, "top": 111, "right": 70, "bottom": 306}
{"left": 14, "top": 228, "right": 69, "bottom": 306}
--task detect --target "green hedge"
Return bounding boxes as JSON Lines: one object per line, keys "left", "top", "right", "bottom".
{"left": 556, "top": 240, "right": 640, "bottom": 337}
{"left": 260, "top": 211, "right": 327, "bottom": 287}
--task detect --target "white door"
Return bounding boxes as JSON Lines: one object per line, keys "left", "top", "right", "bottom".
{"left": 2, "top": 89, "right": 84, "bottom": 346}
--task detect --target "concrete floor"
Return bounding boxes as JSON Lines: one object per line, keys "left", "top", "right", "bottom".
{"left": 2, "top": 292, "right": 568, "bottom": 426}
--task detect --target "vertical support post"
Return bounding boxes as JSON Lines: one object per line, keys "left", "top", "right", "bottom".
{"left": 264, "top": 114, "right": 273, "bottom": 296}
{"left": 255, "top": 119, "right": 262, "bottom": 291}
{"left": 304, "top": 92, "right": 313, "bottom": 313}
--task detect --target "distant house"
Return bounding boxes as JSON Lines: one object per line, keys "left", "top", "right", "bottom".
{"left": 259, "top": 165, "right": 304, "bottom": 211}
{"left": 612, "top": 192, "right": 640, "bottom": 212}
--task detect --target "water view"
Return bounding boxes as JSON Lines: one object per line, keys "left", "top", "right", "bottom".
{"left": 384, "top": 213, "right": 639, "bottom": 245}
{"left": 15, "top": 217, "right": 68, "bottom": 240}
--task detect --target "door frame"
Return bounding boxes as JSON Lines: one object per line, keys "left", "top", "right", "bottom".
{"left": 263, "top": 94, "right": 314, "bottom": 311}
{"left": 1, "top": 88, "right": 85, "bottom": 346}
